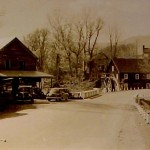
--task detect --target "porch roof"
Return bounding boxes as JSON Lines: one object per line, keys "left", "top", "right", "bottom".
{"left": 0, "top": 71, "right": 54, "bottom": 78}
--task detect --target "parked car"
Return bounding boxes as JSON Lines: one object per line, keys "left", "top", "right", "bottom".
{"left": 0, "top": 85, "right": 15, "bottom": 111}
{"left": 15, "top": 85, "right": 34, "bottom": 104}
{"left": 0, "top": 89, "right": 10, "bottom": 111}
{"left": 46, "top": 88, "right": 73, "bottom": 102}
{"left": 32, "top": 87, "right": 46, "bottom": 99}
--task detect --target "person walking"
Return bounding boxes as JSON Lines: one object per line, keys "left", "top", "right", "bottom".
{"left": 111, "top": 78, "right": 116, "bottom": 92}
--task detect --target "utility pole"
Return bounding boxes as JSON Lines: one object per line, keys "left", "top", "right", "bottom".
{"left": 56, "top": 53, "right": 60, "bottom": 82}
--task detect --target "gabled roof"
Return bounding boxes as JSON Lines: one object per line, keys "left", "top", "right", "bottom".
{"left": 0, "top": 37, "right": 38, "bottom": 59}
{"left": 0, "top": 37, "right": 14, "bottom": 49}
{"left": 112, "top": 58, "right": 150, "bottom": 73}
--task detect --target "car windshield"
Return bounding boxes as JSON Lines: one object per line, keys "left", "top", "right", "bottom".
{"left": 49, "top": 89, "right": 60, "bottom": 94}
{"left": 19, "top": 87, "right": 31, "bottom": 92}
{"left": 49, "top": 88, "right": 70, "bottom": 94}
{"left": 64, "top": 89, "right": 70, "bottom": 93}
{"left": 34, "top": 88, "right": 42, "bottom": 92}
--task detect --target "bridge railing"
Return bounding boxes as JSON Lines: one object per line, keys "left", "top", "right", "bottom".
{"left": 134, "top": 92, "right": 150, "bottom": 124}
{"left": 71, "top": 88, "right": 101, "bottom": 99}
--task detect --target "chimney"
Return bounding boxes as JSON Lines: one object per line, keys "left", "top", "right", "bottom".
{"left": 143, "top": 45, "right": 145, "bottom": 50}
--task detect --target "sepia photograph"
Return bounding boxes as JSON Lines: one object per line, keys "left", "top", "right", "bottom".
{"left": 0, "top": 0, "right": 150, "bottom": 149}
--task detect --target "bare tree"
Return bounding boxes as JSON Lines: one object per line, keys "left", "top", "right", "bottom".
{"left": 24, "top": 28, "right": 50, "bottom": 72}
{"left": 108, "top": 24, "right": 121, "bottom": 58}
{"left": 48, "top": 11, "right": 104, "bottom": 80}
{"left": 82, "top": 14, "right": 104, "bottom": 79}
{"left": 59, "top": 24, "right": 74, "bottom": 77}
{"left": 48, "top": 15, "right": 74, "bottom": 77}
{"left": 70, "top": 21, "right": 85, "bottom": 78}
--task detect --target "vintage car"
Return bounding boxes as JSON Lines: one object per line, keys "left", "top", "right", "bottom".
{"left": 15, "top": 85, "right": 34, "bottom": 104}
{"left": 46, "top": 88, "right": 73, "bottom": 102}
{"left": 0, "top": 89, "right": 10, "bottom": 111}
{"left": 0, "top": 86, "right": 14, "bottom": 111}
{"left": 32, "top": 87, "right": 46, "bottom": 99}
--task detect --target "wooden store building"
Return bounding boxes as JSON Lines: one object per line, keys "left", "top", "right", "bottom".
{"left": 0, "top": 37, "right": 53, "bottom": 90}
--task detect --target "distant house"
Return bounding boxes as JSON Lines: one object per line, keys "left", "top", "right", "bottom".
{"left": 143, "top": 45, "right": 150, "bottom": 58}
{"left": 86, "top": 52, "right": 109, "bottom": 80}
{"left": 107, "top": 58, "right": 150, "bottom": 90}
{"left": 0, "top": 37, "right": 53, "bottom": 88}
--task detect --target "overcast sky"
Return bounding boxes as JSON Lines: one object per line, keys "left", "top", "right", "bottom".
{"left": 0, "top": 0, "right": 150, "bottom": 42}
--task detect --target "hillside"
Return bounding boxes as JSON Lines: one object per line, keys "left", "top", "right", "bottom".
{"left": 123, "top": 35, "right": 150, "bottom": 46}
{"left": 99, "top": 35, "right": 150, "bottom": 55}
{"left": 122, "top": 35, "right": 150, "bottom": 54}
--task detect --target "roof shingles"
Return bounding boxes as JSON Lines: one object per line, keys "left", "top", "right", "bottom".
{"left": 113, "top": 58, "right": 150, "bottom": 73}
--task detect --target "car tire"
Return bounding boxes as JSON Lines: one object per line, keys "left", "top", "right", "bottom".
{"left": 30, "top": 99, "right": 34, "bottom": 104}
{"left": 61, "top": 94, "right": 68, "bottom": 101}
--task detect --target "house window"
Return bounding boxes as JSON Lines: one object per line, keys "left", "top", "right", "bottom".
{"left": 112, "top": 66, "right": 114, "bottom": 72}
{"left": 146, "top": 83, "right": 150, "bottom": 89}
{"left": 146, "top": 74, "right": 150, "bottom": 79}
{"left": 99, "top": 65, "right": 104, "bottom": 71}
{"left": 5, "top": 59, "right": 11, "bottom": 69}
{"left": 19, "top": 61, "right": 25, "bottom": 70}
{"left": 135, "top": 74, "right": 139, "bottom": 80}
{"left": 124, "top": 74, "right": 128, "bottom": 79}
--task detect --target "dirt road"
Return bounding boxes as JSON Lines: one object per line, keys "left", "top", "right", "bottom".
{"left": 0, "top": 89, "right": 150, "bottom": 150}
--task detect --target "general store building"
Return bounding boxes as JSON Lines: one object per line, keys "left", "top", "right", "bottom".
{"left": 0, "top": 37, "right": 53, "bottom": 89}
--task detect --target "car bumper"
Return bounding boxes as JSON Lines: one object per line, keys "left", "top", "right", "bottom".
{"left": 46, "top": 96, "right": 61, "bottom": 100}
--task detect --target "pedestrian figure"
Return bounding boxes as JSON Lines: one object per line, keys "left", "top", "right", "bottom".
{"left": 111, "top": 78, "right": 116, "bottom": 92}
{"left": 104, "top": 77, "right": 110, "bottom": 92}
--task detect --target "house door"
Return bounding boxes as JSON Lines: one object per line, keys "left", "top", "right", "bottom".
{"left": 19, "top": 61, "right": 25, "bottom": 70}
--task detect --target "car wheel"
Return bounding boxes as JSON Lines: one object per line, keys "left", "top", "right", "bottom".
{"left": 56, "top": 99, "right": 61, "bottom": 102}
{"left": 30, "top": 99, "right": 34, "bottom": 104}
{"left": 61, "top": 94, "right": 68, "bottom": 101}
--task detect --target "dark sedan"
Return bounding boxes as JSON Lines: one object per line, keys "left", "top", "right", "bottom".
{"left": 32, "top": 87, "right": 46, "bottom": 99}
{"left": 15, "top": 85, "right": 34, "bottom": 104}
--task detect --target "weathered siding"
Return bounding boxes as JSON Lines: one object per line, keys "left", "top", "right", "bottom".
{"left": 0, "top": 38, "right": 37, "bottom": 71}
{"left": 107, "top": 59, "right": 150, "bottom": 90}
